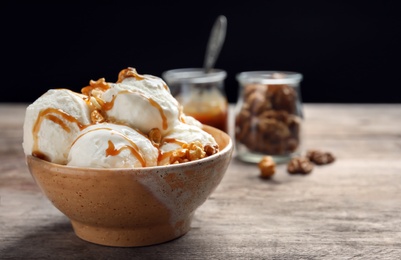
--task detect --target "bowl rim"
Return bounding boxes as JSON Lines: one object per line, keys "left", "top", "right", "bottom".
{"left": 26, "top": 125, "right": 233, "bottom": 172}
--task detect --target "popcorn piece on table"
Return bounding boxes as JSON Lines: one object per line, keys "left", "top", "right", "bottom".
{"left": 258, "top": 156, "right": 276, "bottom": 178}
{"left": 306, "top": 149, "right": 335, "bottom": 165}
{"left": 287, "top": 157, "right": 314, "bottom": 174}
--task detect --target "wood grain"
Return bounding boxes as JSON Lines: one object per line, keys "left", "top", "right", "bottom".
{"left": 1, "top": 103, "right": 401, "bottom": 259}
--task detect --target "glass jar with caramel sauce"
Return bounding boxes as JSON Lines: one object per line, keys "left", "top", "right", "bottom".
{"left": 235, "top": 71, "right": 304, "bottom": 164}
{"left": 162, "top": 68, "right": 228, "bottom": 133}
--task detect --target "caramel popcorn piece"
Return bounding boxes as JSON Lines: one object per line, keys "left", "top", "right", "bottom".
{"left": 90, "top": 109, "right": 105, "bottom": 123}
{"left": 169, "top": 141, "right": 214, "bottom": 164}
{"left": 287, "top": 157, "right": 313, "bottom": 174}
{"left": 204, "top": 144, "right": 219, "bottom": 156}
{"left": 185, "top": 141, "right": 206, "bottom": 161}
{"left": 258, "top": 156, "right": 276, "bottom": 178}
{"left": 170, "top": 149, "right": 188, "bottom": 164}
{"left": 306, "top": 149, "right": 335, "bottom": 165}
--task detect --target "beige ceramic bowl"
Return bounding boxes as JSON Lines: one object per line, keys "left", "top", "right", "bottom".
{"left": 26, "top": 125, "right": 233, "bottom": 247}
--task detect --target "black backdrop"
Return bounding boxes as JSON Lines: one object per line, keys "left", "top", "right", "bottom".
{"left": 2, "top": 2, "right": 400, "bottom": 104}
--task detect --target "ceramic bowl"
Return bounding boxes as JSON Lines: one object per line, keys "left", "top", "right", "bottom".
{"left": 26, "top": 125, "right": 233, "bottom": 247}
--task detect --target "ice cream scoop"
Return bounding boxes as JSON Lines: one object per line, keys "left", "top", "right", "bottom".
{"left": 101, "top": 68, "right": 183, "bottom": 136}
{"left": 22, "top": 89, "right": 91, "bottom": 164}
{"left": 68, "top": 123, "right": 158, "bottom": 168}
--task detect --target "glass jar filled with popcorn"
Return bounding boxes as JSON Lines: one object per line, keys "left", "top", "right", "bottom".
{"left": 162, "top": 68, "right": 228, "bottom": 133}
{"left": 234, "top": 71, "right": 303, "bottom": 164}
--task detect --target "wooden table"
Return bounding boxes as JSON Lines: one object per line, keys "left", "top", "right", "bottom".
{"left": 1, "top": 103, "right": 401, "bottom": 259}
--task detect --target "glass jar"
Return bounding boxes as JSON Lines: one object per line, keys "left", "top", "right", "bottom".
{"left": 162, "top": 68, "right": 228, "bottom": 133}
{"left": 235, "top": 71, "right": 303, "bottom": 163}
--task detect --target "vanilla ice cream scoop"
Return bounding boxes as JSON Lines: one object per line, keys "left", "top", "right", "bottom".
{"left": 68, "top": 123, "right": 158, "bottom": 168}
{"left": 101, "top": 68, "right": 183, "bottom": 136}
{"left": 22, "top": 89, "right": 91, "bottom": 164}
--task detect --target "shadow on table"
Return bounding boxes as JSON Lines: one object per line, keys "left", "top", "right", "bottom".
{"left": 1, "top": 219, "right": 211, "bottom": 260}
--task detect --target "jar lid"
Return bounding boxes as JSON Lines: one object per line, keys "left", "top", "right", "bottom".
{"left": 236, "top": 71, "right": 303, "bottom": 85}
{"left": 162, "top": 68, "right": 227, "bottom": 84}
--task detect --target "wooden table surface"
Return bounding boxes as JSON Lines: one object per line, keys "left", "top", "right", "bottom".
{"left": 1, "top": 103, "right": 401, "bottom": 259}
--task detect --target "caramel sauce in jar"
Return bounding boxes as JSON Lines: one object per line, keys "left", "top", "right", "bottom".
{"left": 162, "top": 68, "right": 228, "bottom": 133}
{"left": 183, "top": 100, "right": 228, "bottom": 133}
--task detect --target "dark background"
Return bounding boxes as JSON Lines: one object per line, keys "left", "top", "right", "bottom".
{"left": 1, "top": 2, "right": 400, "bottom": 104}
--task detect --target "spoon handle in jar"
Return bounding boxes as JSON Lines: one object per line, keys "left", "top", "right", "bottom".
{"left": 203, "top": 15, "right": 227, "bottom": 73}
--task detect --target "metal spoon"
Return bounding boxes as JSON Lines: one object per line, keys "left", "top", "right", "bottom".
{"left": 203, "top": 15, "right": 227, "bottom": 73}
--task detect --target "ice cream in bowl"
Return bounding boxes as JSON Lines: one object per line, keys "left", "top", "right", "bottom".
{"left": 23, "top": 68, "right": 233, "bottom": 247}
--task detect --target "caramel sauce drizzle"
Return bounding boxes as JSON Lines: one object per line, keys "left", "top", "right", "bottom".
{"left": 162, "top": 82, "right": 169, "bottom": 91}
{"left": 162, "top": 138, "right": 187, "bottom": 147}
{"left": 157, "top": 138, "right": 187, "bottom": 163}
{"left": 32, "top": 108, "right": 86, "bottom": 159}
{"left": 105, "top": 139, "right": 146, "bottom": 167}
{"left": 148, "top": 98, "right": 168, "bottom": 130}
{"left": 117, "top": 67, "right": 145, "bottom": 82}
{"left": 118, "top": 67, "right": 169, "bottom": 92}
{"left": 72, "top": 127, "right": 147, "bottom": 167}
{"left": 32, "top": 68, "right": 185, "bottom": 165}
{"left": 158, "top": 150, "right": 174, "bottom": 163}
{"left": 81, "top": 78, "right": 111, "bottom": 97}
